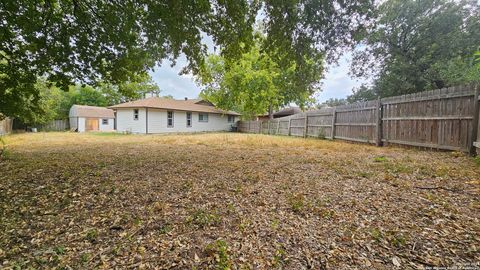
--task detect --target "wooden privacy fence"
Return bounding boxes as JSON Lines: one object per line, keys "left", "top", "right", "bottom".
{"left": 37, "top": 119, "right": 70, "bottom": 131}
{"left": 238, "top": 84, "right": 480, "bottom": 154}
{"left": 0, "top": 117, "right": 13, "bottom": 135}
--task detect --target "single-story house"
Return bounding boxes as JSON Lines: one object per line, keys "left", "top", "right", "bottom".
{"left": 69, "top": 105, "right": 115, "bottom": 132}
{"left": 109, "top": 97, "right": 240, "bottom": 134}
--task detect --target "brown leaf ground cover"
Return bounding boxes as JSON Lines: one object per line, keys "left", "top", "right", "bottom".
{"left": 0, "top": 132, "right": 479, "bottom": 269}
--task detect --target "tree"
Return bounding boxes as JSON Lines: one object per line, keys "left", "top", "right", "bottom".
{"left": 319, "top": 98, "right": 348, "bottom": 108}
{"left": 198, "top": 40, "right": 323, "bottom": 119}
{"left": 351, "top": 0, "right": 480, "bottom": 99}
{"left": 1, "top": 0, "right": 373, "bottom": 118}
{"left": 161, "top": 95, "right": 174, "bottom": 99}
{"left": 18, "top": 79, "right": 69, "bottom": 126}
{"left": 346, "top": 85, "right": 378, "bottom": 103}
{"left": 100, "top": 75, "right": 161, "bottom": 103}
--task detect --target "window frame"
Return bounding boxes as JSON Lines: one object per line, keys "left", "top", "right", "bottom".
{"left": 102, "top": 119, "right": 109, "bottom": 125}
{"left": 227, "top": 115, "right": 235, "bottom": 123}
{"left": 186, "top": 112, "right": 192, "bottom": 127}
{"left": 167, "top": 111, "right": 174, "bottom": 128}
{"left": 198, "top": 113, "right": 209, "bottom": 122}
{"left": 133, "top": 109, "right": 139, "bottom": 121}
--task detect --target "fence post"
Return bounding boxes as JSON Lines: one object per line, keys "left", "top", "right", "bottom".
{"left": 330, "top": 108, "right": 337, "bottom": 140}
{"left": 276, "top": 120, "right": 280, "bottom": 135}
{"left": 267, "top": 120, "right": 271, "bottom": 135}
{"left": 470, "top": 84, "right": 480, "bottom": 155}
{"left": 303, "top": 113, "right": 308, "bottom": 138}
{"left": 288, "top": 117, "right": 292, "bottom": 136}
{"left": 375, "top": 98, "right": 383, "bottom": 146}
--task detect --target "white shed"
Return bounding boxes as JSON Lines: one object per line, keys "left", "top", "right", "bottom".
{"left": 69, "top": 105, "right": 115, "bottom": 132}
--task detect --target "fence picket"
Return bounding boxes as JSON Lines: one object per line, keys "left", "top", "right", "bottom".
{"left": 237, "top": 85, "right": 478, "bottom": 153}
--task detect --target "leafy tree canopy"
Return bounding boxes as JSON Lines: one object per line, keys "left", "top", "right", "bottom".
{"left": 1, "top": 0, "right": 373, "bottom": 118}
{"left": 17, "top": 75, "right": 161, "bottom": 125}
{"left": 350, "top": 0, "right": 480, "bottom": 100}
{"left": 198, "top": 37, "right": 323, "bottom": 119}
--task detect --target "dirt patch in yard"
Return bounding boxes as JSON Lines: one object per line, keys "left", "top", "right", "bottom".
{"left": 0, "top": 132, "right": 479, "bottom": 269}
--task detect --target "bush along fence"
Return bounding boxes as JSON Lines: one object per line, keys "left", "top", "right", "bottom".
{"left": 238, "top": 84, "right": 480, "bottom": 155}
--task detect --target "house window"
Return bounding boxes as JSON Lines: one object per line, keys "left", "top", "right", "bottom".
{"left": 199, "top": 113, "right": 208, "bottom": 122}
{"left": 167, "top": 111, "right": 174, "bottom": 127}
{"left": 186, "top": 112, "right": 192, "bottom": 127}
{"left": 102, "top": 119, "right": 108, "bottom": 125}
{"left": 227, "top": 115, "right": 235, "bottom": 123}
{"left": 133, "top": 109, "right": 139, "bottom": 120}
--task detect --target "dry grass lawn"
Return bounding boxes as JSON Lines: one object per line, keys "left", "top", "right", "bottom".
{"left": 0, "top": 132, "right": 479, "bottom": 269}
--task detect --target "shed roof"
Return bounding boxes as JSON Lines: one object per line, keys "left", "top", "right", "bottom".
{"left": 109, "top": 97, "right": 241, "bottom": 116}
{"left": 70, "top": 105, "right": 115, "bottom": 118}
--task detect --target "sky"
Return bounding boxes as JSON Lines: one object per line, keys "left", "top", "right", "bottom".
{"left": 149, "top": 53, "right": 365, "bottom": 104}
{"left": 149, "top": 32, "right": 368, "bottom": 104}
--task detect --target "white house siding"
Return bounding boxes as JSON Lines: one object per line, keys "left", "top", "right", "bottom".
{"left": 69, "top": 117, "right": 78, "bottom": 131}
{"left": 99, "top": 118, "right": 114, "bottom": 131}
{"left": 78, "top": 117, "right": 86, "bottom": 132}
{"left": 116, "top": 108, "right": 147, "bottom": 133}
{"left": 147, "top": 109, "right": 235, "bottom": 133}
{"left": 115, "top": 108, "right": 236, "bottom": 134}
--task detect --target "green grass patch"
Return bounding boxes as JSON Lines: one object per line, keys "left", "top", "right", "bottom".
{"left": 373, "top": 156, "right": 388, "bottom": 162}
{"left": 89, "top": 132, "right": 129, "bottom": 137}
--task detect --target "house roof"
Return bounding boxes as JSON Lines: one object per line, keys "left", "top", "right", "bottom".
{"left": 273, "top": 107, "right": 302, "bottom": 117}
{"left": 70, "top": 105, "right": 115, "bottom": 118}
{"left": 109, "top": 97, "right": 241, "bottom": 116}
{"left": 258, "top": 107, "right": 302, "bottom": 118}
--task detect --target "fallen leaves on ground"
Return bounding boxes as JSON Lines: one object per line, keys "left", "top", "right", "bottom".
{"left": 0, "top": 132, "right": 479, "bottom": 269}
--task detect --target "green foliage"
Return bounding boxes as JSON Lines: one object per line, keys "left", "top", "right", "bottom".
{"left": 474, "top": 156, "right": 480, "bottom": 166}
{"left": 474, "top": 49, "right": 480, "bottom": 67}
{"left": 287, "top": 194, "right": 305, "bottom": 213}
{"left": 347, "top": 85, "right": 379, "bottom": 103}
{"left": 0, "top": 136, "right": 9, "bottom": 160}
{"left": 85, "top": 229, "right": 98, "bottom": 243}
{"left": 53, "top": 246, "right": 66, "bottom": 255}
{"left": 205, "top": 239, "right": 231, "bottom": 270}
{"left": 373, "top": 156, "right": 388, "bottom": 163}
{"left": 1, "top": 1, "right": 373, "bottom": 119}
{"left": 199, "top": 39, "right": 323, "bottom": 118}
{"left": 188, "top": 209, "right": 221, "bottom": 228}
{"left": 13, "top": 74, "right": 160, "bottom": 126}
{"left": 318, "top": 98, "right": 348, "bottom": 108}
{"left": 351, "top": 0, "right": 480, "bottom": 100}
{"left": 272, "top": 245, "right": 287, "bottom": 267}
{"left": 370, "top": 228, "right": 383, "bottom": 242}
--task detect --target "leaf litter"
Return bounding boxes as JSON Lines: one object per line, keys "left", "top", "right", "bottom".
{"left": 0, "top": 132, "right": 479, "bottom": 269}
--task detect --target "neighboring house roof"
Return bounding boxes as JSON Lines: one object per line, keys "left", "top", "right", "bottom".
{"left": 109, "top": 97, "right": 241, "bottom": 116}
{"left": 258, "top": 106, "right": 302, "bottom": 119}
{"left": 273, "top": 107, "right": 302, "bottom": 117}
{"left": 69, "top": 105, "right": 115, "bottom": 118}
